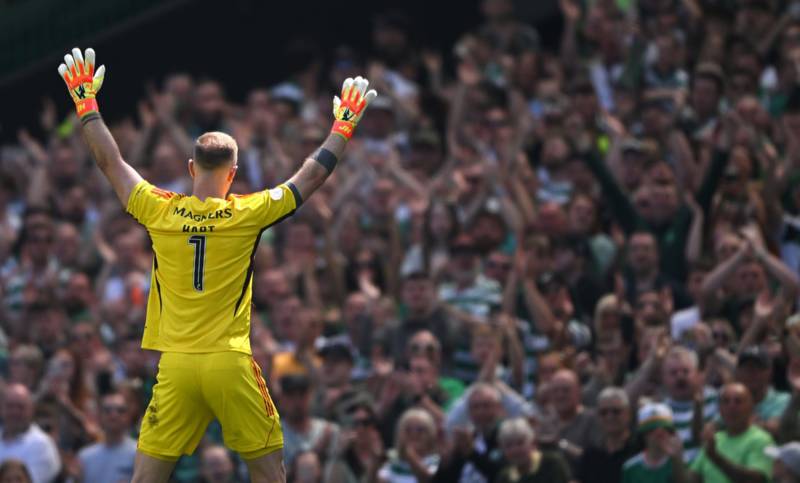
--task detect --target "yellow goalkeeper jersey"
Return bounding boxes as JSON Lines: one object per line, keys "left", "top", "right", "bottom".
{"left": 126, "top": 179, "right": 300, "bottom": 354}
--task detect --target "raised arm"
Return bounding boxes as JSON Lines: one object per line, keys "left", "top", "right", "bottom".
{"left": 287, "top": 76, "right": 377, "bottom": 201}
{"left": 58, "top": 48, "right": 143, "bottom": 206}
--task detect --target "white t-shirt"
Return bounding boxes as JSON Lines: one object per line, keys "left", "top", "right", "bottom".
{"left": 671, "top": 306, "right": 700, "bottom": 340}
{"left": 0, "top": 424, "right": 61, "bottom": 483}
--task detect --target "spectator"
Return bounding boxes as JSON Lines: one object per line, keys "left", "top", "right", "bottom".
{"left": 690, "top": 383, "right": 775, "bottom": 482}
{"left": 290, "top": 449, "right": 322, "bottom": 483}
{"left": 701, "top": 237, "right": 800, "bottom": 333}
{"left": 198, "top": 445, "right": 236, "bottom": 483}
{"left": 623, "top": 230, "right": 690, "bottom": 310}
{"left": 325, "top": 401, "right": 384, "bottom": 483}
{"left": 621, "top": 402, "right": 688, "bottom": 483}
{"left": 765, "top": 442, "right": 800, "bottom": 483}
{"left": 0, "top": 384, "right": 60, "bottom": 483}
{"left": 278, "top": 374, "right": 340, "bottom": 469}
{"left": 76, "top": 393, "right": 136, "bottom": 483}
{"left": 438, "top": 233, "right": 501, "bottom": 318}
{"left": 5, "top": 346, "right": 43, "bottom": 392}
{"left": 661, "top": 346, "right": 718, "bottom": 462}
{"left": 577, "top": 387, "right": 638, "bottom": 483}
{"left": 494, "top": 417, "right": 570, "bottom": 483}
{"left": 736, "top": 345, "right": 790, "bottom": 437}
{"left": 378, "top": 409, "right": 440, "bottom": 483}
{"left": 0, "top": 460, "right": 32, "bottom": 483}
{"left": 547, "top": 369, "right": 602, "bottom": 472}
{"left": 390, "top": 272, "right": 460, "bottom": 371}
{"left": 435, "top": 382, "right": 505, "bottom": 483}
{"left": 314, "top": 339, "right": 360, "bottom": 422}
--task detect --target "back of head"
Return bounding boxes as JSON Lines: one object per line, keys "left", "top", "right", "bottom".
{"left": 193, "top": 132, "right": 237, "bottom": 170}
{"left": 0, "top": 460, "right": 32, "bottom": 483}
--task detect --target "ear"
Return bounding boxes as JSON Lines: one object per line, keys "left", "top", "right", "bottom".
{"left": 227, "top": 164, "right": 238, "bottom": 183}
{"left": 188, "top": 159, "right": 196, "bottom": 179}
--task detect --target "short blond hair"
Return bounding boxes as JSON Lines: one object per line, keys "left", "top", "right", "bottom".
{"left": 193, "top": 131, "right": 237, "bottom": 169}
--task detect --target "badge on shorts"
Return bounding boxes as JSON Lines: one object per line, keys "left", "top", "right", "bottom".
{"left": 269, "top": 188, "right": 283, "bottom": 201}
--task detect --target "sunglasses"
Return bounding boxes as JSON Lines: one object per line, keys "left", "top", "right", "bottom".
{"left": 410, "top": 342, "right": 436, "bottom": 354}
{"left": 102, "top": 405, "right": 127, "bottom": 414}
{"left": 353, "top": 418, "right": 374, "bottom": 427}
{"left": 598, "top": 407, "right": 624, "bottom": 416}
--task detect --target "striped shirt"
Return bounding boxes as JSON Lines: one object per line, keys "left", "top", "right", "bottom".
{"left": 438, "top": 275, "right": 502, "bottom": 318}
{"left": 666, "top": 386, "right": 718, "bottom": 462}
{"left": 439, "top": 275, "right": 502, "bottom": 384}
{"left": 378, "top": 453, "right": 440, "bottom": 483}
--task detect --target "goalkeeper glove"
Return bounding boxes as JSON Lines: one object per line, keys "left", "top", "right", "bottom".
{"left": 331, "top": 76, "right": 377, "bottom": 140}
{"left": 57, "top": 47, "right": 105, "bottom": 121}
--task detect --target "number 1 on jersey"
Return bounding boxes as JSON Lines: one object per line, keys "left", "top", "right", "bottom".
{"left": 188, "top": 235, "right": 206, "bottom": 291}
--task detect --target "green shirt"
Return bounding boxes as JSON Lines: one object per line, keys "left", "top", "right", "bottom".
{"left": 438, "top": 377, "right": 465, "bottom": 411}
{"left": 622, "top": 453, "right": 675, "bottom": 483}
{"left": 756, "top": 387, "right": 791, "bottom": 421}
{"left": 689, "top": 426, "right": 774, "bottom": 483}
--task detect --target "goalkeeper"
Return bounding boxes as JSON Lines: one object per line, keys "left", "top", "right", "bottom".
{"left": 57, "top": 47, "right": 377, "bottom": 482}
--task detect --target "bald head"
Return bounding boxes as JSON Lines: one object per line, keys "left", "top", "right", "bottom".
{"left": 551, "top": 369, "right": 581, "bottom": 416}
{"left": 193, "top": 132, "right": 238, "bottom": 170}
{"left": 201, "top": 445, "right": 234, "bottom": 482}
{"left": 719, "top": 383, "right": 754, "bottom": 434}
{"left": 3, "top": 384, "right": 33, "bottom": 436}
{"left": 468, "top": 383, "right": 502, "bottom": 432}
{"left": 720, "top": 383, "right": 752, "bottom": 403}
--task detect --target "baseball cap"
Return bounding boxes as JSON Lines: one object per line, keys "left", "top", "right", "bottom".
{"left": 280, "top": 373, "right": 311, "bottom": 394}
{"left": 319, "top": 338, "right": 355, "bottom": 363}
{"left": 737, "top": 345, "right": 771, "bottom": 369}
{"left": 694, "top": 62, "right": 725, "bottom": 90}
{"left": 765, "top": 442, "right": 800, "bottom": 477}
{"left": 410, "top": 128, "right": 442, "bottom": 149}
{"left": 369, "top": 95, "right": 394, "bottom": 112}
{"left": 270, "top": 82, "right": 304, "bottom": 105}
{"left": 638, "top": 402, "right": 675, "bottom": 434}
{"left": 621, "top": 137, "right": 646, "bottom": 154}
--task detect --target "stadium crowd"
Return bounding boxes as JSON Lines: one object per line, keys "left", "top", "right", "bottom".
{"left": 5, "top": 0, "right": 800, "bottom": 481}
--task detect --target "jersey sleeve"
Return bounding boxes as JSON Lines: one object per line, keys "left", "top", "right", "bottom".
{"left": 126, "top": 180, "right": 175, "bottom": 227}
{"left": 254, "top": 182, "right": 303, "bottom": 228}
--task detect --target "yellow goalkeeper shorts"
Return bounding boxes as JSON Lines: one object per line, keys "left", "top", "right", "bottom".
{"left": 137, "top": 351, "right": 282, "bottom": 459}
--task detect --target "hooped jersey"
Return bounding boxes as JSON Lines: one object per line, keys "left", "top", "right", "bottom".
{"left": 126, "top": 180, "right": 301, "bottom": 354}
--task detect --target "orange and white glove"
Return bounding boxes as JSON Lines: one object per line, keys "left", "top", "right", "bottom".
{"left": 331, "top": 76, "right": 377, "bottom": 140}
{"left": 57, "top": 47, "right": 106, "bottom": 121}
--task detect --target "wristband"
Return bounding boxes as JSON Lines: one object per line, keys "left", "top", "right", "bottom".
{"left": 331, "top": 120, "right": 355, "bottom": 140}
{"left": 80, "top": 111, "right": 101, "bottom": 126}
{"left": 312, "top": 148, "right": 338, "bottom": 174}
{"left": 76, "top": 98, "right": 99, "bottom": 118}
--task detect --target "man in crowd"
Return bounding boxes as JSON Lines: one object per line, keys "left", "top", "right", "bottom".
{"left": 0, "top": 384, "right": 61, "bottom": 483}
{"left": 77, "top": 392, "right": 137, "bottom": 483}
{"left": 578, "top": 387, "right": 638, "bottom": 483}
{"left": 279, "top": 374, "right": 340, "bottom": 469}
{"left": 662, "top": 346, "right": 718, "bottom": 462}
{"left": 690, "top": 383, "right": 775, "bottom": 483}
{"left": 736, "top": 346, "right": 790, "bottom": 436}
{"left": 436, "top": 383, "right": 505, "bottom": 483}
